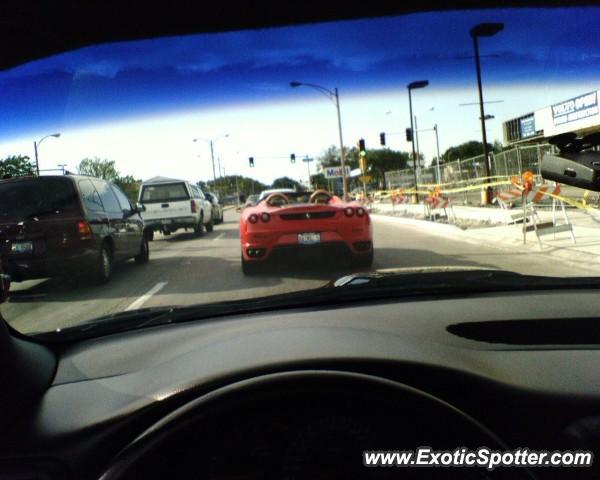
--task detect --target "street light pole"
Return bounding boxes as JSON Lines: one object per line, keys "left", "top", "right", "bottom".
{"left": 407, "top": 80, "right": 428, "bottom": 202}
{"left": 34, "top": 141, "right": 39, "bottom": 176}
{"left": 408, "top": 90, "right": 417, "bottom": 199}
{"left": 473, "top": 35, "right": 489, "bottom": 181}
{"left": 33, "top": 133, "right": 61, "bottom": 176}
{"left": 290, "top": 81, "right": 347, "bottom": 199}
{"left": 470, "top": 22, "right": 503, "bottom": 205}
{"left": 194, "top": 134, "right": 229, "bottom": 185}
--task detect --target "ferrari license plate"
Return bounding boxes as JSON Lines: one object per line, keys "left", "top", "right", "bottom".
{"left": 11, "top": 241, "right": 33, "bottom": 254}
{"left": 298, "top": 232, "right": 320, "bottom": 245}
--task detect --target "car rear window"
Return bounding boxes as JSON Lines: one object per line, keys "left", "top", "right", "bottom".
{"left": 140, "top": 183, "right": 189, "bottom": 203}
{"left": 0, "top": 178, "right": 80, "bottom": 222}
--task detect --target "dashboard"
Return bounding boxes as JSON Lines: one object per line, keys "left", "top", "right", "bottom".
{"left": 2, "top": 289, "right": 600, "bottom": 479}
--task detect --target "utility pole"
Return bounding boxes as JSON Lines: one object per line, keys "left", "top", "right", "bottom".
{"left": 209, "top": 141, "right": 216, "bottom": 183}
{"left": 303, "top": 156, "right": 314, "bottom": 188}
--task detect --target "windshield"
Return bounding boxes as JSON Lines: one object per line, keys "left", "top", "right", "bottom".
{"left": 2, "top": 7, "right": 600, "bottom": 337}
{"left": 140, "top": 183, "right": 189, "bottom": 203}
{"left": 258, "top": 191, "right": 322, "bottom": 205}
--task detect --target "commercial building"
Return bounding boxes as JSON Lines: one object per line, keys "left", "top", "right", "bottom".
{"left": 503, "top": 90, "right": 600, "bottom": 145}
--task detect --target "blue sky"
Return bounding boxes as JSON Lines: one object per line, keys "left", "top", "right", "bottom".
{"left": 1, "top": 7, "right": 599, "bottom": 184}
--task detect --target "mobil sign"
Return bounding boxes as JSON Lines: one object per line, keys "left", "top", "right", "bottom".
{"left": 324, "top": 166, "right": 351, "bottom": 179}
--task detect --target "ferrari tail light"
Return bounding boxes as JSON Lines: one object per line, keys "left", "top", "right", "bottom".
{"left": 76, "top": 220, "right": 92, "bottom": 239}
{"left": 260, "top": 212, "right": 271, "bottom": 222}
{"left": 344, "top": 207, "right": 355, "bottom": 217}
{"left": 248, "top": 214, "right": 259, "bottom": 224}
{"left": 356, "top": 207, "right": 366, "bottom": 217}
{"left": 190, "top": 200, "right": 197, "bottom": 213}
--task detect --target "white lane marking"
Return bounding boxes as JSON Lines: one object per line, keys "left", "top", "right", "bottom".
{"left": 213, "top": 232, "right": 225, "bottom": 241}
{"left": 125, "top": 282, "right": 168, "bottom": 311}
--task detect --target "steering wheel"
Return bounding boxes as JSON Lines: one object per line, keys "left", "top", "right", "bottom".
{"left": 309, "top": 189, "right": 333, "bottom": 204}
{"left": 98, "top": 371, "right": 532, "bottom": 480}
{"left": 265, "top": 192, "right": 289, "bottom": 207}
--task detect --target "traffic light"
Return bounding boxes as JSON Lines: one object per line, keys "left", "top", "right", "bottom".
{"left": 359, "top": 156, "right": 367, "bottom": 174}
{"left": 358, "top": 138, "right": 366, "bottom": 153}
{"left": 406, "top": 128, "right": 413, "bottom": 142}
{"left": 380, "top": 132, "right": 386, "bottom": 146}
{"left": 249, "top": 157, "right": 254, "bottom": 167}
{"left": 290, "top": 153, "right": 296, "bottom": 164}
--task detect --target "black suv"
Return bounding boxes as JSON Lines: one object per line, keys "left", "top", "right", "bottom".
{"left": 0, "top": 175, "right": 148, "bottom": 283}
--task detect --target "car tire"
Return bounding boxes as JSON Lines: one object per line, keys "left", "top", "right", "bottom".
{"left": 352, "top": 250, "right": 373, "bottom": 268}
{"left": 205, "top": 215, "right": 214, "bottom": 233}
{"left": 135, "top": 238, "right": 150, "bottom": 264}
{"left": 193, "top": 214, "right": 205, "bottom": 237}
{"left": 94, "top": 242, "right": 113, "bottom": 284}
{"left": 241, "top": 253, "right": 262, "bottom": 275}
{"left": 144, "top": 228, "right": 154, "bottom": 242}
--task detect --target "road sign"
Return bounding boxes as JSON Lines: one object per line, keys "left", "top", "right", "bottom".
{"left": 350, "top": 168, "right": 361, "bottom": 178}
{"left": 324, "top": 166, "right": 351, "bottom": 179}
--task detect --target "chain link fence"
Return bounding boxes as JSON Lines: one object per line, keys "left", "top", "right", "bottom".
{"left": 385, "top": 144, "right": 558, "bottom": 190}
{"left": 382, "top": 144, "right": 581, "bottom": 206}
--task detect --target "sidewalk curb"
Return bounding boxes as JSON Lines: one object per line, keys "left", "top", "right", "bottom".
{"left": 371, "top": 213, "right": 600, "bottom": 273}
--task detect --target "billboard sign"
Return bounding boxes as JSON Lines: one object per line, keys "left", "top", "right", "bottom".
{"left": 552, "top": 91, "right": 598, "bottom": 126}
{"left": 324, "top": 166, "right": 351, "bottom": 178}
{"left": 519, "top": 115, "right": 536, "bottom": 138}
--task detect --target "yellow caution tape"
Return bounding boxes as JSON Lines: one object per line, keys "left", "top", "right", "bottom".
{"left": 419, "top": 175, "right": 511, "bottom": 188}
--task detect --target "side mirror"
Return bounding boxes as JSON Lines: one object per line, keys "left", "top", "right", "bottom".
{"left": 136, "top": 203, "right": 146, "bottom": 212}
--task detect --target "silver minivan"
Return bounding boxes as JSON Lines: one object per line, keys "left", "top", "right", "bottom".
{"left": 138, "top": 177, "right": 213, "bottom": 240}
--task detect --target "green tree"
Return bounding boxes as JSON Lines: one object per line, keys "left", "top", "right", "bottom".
{"left": 115, "top": 175, "right": 142, "bottom": 203}
{"left": 317, "top": 145, "right": 359, "bottom": 169}
{"left": 310, "top": 173, "right": 329, "bottom": 190}
{"left": 442, "top": 141, "right": 495, "bottom": 164}
{"left": 77, "top": 157, "right": 119, "bottom": 181}
{"left": 271, "top": 177, "right": 305, "bottom": 191}
{"left": 0, "top": 155, "right": 35, "bottom": 178}
{"left": 200, "top": 175, "right": 268, "bottom": 197}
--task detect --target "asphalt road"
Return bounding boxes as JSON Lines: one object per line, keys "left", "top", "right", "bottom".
{"left": 3, "top": 208, "right": 593, "bottom": 335}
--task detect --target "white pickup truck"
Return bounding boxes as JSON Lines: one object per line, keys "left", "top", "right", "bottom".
{"left": 138, "top": 177, "right": 213, "bottom": 240}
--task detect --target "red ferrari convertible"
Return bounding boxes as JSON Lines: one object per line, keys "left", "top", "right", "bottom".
{"left": 239, "top": 190, "right": 373, "bottom": 274}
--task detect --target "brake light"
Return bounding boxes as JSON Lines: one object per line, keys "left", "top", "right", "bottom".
{"left": 248, "top": 214, "right": 259, "bottom": 224}
{"left": 190, "top": 199, "right": 197, "bottom": 213}
{"left": 260, "top": 212, "right": 271, "bottom": 222}
{"left": 344, "top": 207, "right": 355, "bottom": 217}
{"left": 356, "top": 207, "right": 366, "bottom": 217}
{"left": 76, "top": 220, "right": 92, "bottom": 239}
